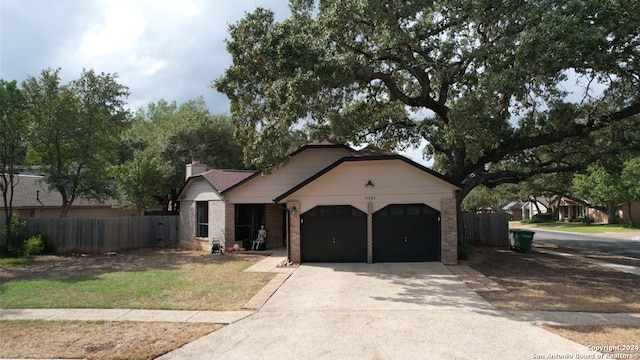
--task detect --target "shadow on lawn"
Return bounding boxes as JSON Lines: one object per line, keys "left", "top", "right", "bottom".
{"left": 468, "top": 246, "right": 640, "bottom": 312}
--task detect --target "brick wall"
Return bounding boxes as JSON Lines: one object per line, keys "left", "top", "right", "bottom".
{"left": 265, "top": 204, "right": 284, "bottom": 249}
{"left": 367, "top": 202, "right": 373, "bottom": 263}
{"left": 178, "top": 200, "right": 195, "bottom": 249}
{"left": 287, "top": 201, "right": 301, "bottom": 263}
{"left": 440, "top": 197, "right": 458, "bottom": 265}
{"left": 224, "top": 201, "right": 235, "bottom": 250}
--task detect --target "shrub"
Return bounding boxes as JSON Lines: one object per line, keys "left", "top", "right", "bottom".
{"left": 458, "top": 241, "right": 473, "bottom": 260}
{"left": 530, "top": 213, "right": 553, "bottom": 223}
{"left": 1, "top": 213, "right": 26, "bottom": 239}
{"left": 23, "top": 233, "right": 54, "bottom": 257}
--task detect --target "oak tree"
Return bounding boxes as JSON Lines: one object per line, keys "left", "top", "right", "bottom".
{"left": 215, "top": 0, "right": 640, "bottom": 198}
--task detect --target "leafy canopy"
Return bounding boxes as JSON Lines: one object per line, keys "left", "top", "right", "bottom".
{"left": 115, "top": 98, "right": 245, "bottom": 213}
{"left": 22, "top": 68, "right": 130, "bottom": 217}
{"left": 216, "top": 0, "right": 640, "bottom": 196}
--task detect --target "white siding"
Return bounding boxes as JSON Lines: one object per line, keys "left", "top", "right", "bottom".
{"left": 227, "top": 147, "right": 352, "bottom": 203}
{"left": 181, "top": 178, "right": 222, "bottom": 201}
{"left": 279, "top": 160, "right": 458, "bottom": 214}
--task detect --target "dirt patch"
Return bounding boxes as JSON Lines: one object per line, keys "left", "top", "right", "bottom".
{"left": 463, "top": 246, "right": 640, "bottom": 312}
{"left": 540, "top": 325, "right": 640, "bottom": 357}
{"left": 0, "top": 320, "right": 221, "bottom": 360}
{"left": 464, "top": 245, "right": 640, "bottom": 355}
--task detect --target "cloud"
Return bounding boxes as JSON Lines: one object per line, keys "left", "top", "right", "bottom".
{"left": 1, "top": 0, "right": 291, "bottom": 112}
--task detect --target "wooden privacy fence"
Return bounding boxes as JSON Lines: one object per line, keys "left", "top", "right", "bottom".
{"left": 21, "top": 216, "right": 178, "bottom": 254}
{"left": 461, "top": 213, "right": 510, "bottom": 246}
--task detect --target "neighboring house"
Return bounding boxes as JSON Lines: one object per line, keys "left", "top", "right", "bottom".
{"left": 521, "top": 197, "right": 550, "bottom": 220}
{"left": 549, "top": 196, "right": 588, "bottom": 221}
{"left": 549, "top": 196, "right": 611, "bottom": 222}
{"left": 621, "top": 201, "right": 640, "bottom": 226}
{"left": 8, "top": 174, "right": 138, "bottom": 218}
{"left": 501, "top": 201, "right": 523, "bottom": 221}
{"left": 178, "top": 141, "right": 461, "bottom": 264}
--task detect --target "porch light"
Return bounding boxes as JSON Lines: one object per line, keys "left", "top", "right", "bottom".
{"left": 291, "top": 206, "right": 298, "bottom": 215}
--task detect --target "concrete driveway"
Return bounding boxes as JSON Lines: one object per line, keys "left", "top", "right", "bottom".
{"left": 159, "top": 263, "right": 597, "bottom": 360}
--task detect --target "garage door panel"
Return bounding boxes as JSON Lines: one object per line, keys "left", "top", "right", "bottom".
{"left": 301, "top": 205, "right": 367, "bottom": 263}
{"left": 373, "top": 204, "right": 440, "bottom": 262}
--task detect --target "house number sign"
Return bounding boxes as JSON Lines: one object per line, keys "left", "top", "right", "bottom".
{"left": 365, "top": 196, "right": 376, "bottom": 201}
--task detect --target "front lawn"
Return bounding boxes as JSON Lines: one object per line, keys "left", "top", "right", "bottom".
{"left": 0, "top": 249, "right": 275, "bottom": 310}
{"left": 513, "top": 221, "right": 639, "bottom": 234}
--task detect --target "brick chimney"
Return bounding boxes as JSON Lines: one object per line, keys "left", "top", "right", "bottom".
{"left": 185, "top": 156, "right": 207, "bottom": 180}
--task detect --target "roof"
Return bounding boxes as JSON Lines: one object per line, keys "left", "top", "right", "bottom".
{"left": 180, "top": 169, "right": 258, "bottom": 196}
{"left": 522, "top": 197, "right": 550, "bottom": 207}
{"left": 273, "top": 145, "right": 461, "bottom": 203}
{"left": 199, "top": 169, "right": 258, "bottom": 193}
{"left": 501, "top": 201, "right": 524, "bottom": 211}
{"left": 288, "top": 140, "right": 355, "bottom": 157}
{"left": 9, "top": 174, "right": 118, "bottom": 208}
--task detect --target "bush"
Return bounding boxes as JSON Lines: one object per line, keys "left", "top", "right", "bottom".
{"left": 530, "top": 213, "right": 553, "bottom": 223}
{"left": 458, "top": 241, "right": 473, "bottom": 260}
{"left": 575, "top": 216, "right": 594, "bottom": 224}
{"left": 23, "top": 233, "right": 54, "bottom": 257}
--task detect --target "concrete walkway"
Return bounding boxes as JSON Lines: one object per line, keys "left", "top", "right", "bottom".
{"left": 0, "top": 308, "right": 254, "bottom": 324}
{"left": 536, "top": 247, "right": 640, "bottom": 275}
{"left": 509, "top": 310, "right": 640, "bottom": 327}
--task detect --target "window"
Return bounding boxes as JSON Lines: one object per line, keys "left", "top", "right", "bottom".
{"left": 235, "top": 204, "right": 265, "bottom": 242}
{"left": 577, "top": 205, "right": 587, "bottom": 218}
{"left": 196, "top": 201, "right": 208, "bottom": 238}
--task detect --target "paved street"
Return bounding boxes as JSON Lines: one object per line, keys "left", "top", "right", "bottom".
{"left": 531, "top": 229, "right": 640, "bottom": 259}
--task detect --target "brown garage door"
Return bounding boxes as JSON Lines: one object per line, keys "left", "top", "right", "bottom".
{"left": 301, "top": 205, "right": 367, "bottom": 262}
{"left": 373, "top": 204, "right": 440, "bottom": 262}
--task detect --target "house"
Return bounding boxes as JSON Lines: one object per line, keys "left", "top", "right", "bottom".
{"left": 7, "top": 174, "right": 138, "bottom": 218}
{"left": 501, "top": 201, "right": 523, "bottom": 221}
{"left": 521, "top": 197, "right": 550, "bottom": 220}
{"left": 620, "top": 202, "right": 640, "bottom": 226}
{"left": 549, "top": 196, "right": 588, "bottom": 221}
{"left": 178, "top": 142, "right": 461, "bottom": 264}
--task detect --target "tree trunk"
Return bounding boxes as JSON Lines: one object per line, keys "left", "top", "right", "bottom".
{"left": 3, "top": 213, "right": 11, "bottom": 256}
{"left": 607, "top": 202, "right": 619, "bottom": 224}
{"left": 59, "top": 203, "right": 70, "bottom": 218}
{"left": 628, "top": 202, "right": 636, "bottom": 228}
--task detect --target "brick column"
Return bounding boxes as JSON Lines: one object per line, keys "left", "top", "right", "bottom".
{"left": 440, "top": 198, "right": 458, "bottom": 265}
{"left": 367, "top": 202, "right": 373, "bottom": 264}
{"left": 287, "top": 201, "right": 301, "bottom": 263}
{"left": 224, "top": 201, "right": 235, "bottom": 250}
{"left": 265, "top": 204, "right": 284, "bottom": 249}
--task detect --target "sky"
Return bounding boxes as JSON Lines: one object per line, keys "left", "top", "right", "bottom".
{"left": 0, "top": 0, "right": 429, "bottom": 165}
{"left": 0, "top": 0, "right": 293, "bottom": 111}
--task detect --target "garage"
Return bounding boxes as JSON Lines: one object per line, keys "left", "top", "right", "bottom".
{"left": 301, "top": 205, "right": 367, "bottom": 262}
{"left": 373, "top": 204, "right": 441, "bottom": 262}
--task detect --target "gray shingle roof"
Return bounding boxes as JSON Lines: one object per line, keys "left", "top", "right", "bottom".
{"left": 8, "top": 174, "right": 116, "bottom": 207}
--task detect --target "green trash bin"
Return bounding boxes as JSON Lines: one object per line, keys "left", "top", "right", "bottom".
{"left": 511, "top": 230, "right": 535, "bottom": 253}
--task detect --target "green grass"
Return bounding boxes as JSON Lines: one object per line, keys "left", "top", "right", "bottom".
{"left": 0, "top": 260, "right": 274, "bottom": 310}
{"left": 521, "top": 222, "right": 639, "bottom": 234}
{"left": 0, "top": 257, "right": 33, "bottom": 267}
